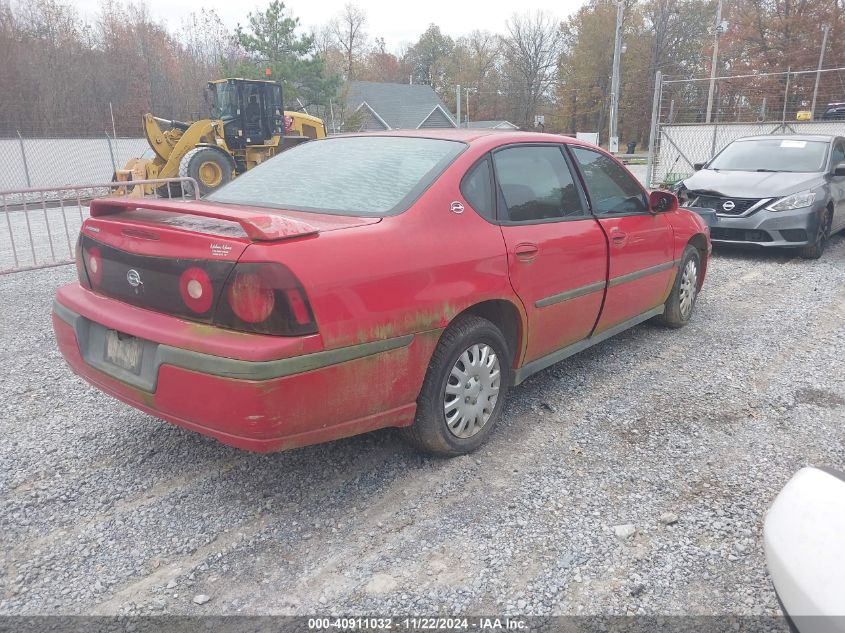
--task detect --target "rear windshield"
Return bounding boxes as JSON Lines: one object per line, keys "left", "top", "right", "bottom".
{"left": 207, "top": 136, "right": 465, "bottom": 216}
{"left": 707, "top": 138, "right": 829, "bottom": 173}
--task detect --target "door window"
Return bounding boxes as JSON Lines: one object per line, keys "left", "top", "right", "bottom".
{"left": 571, "top": 147, "right": 648, "bottom": 215}
{"left": 492, "top": 146, "right": 585, "bottom": 222}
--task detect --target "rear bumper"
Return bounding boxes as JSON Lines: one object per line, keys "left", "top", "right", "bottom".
{"left": 707, "top": 203, "right": 825, "bottom": 247}
{"left": 53, "top": 286, "right": 437, "bottom": 452}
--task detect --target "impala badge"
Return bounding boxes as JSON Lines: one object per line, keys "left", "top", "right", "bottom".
{"left": 450, "top": 201, "right": 464, "bottom": 214}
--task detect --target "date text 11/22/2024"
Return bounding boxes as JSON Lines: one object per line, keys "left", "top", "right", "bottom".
{"left": 307, "top": 617, "right": 528, "bottom": 630}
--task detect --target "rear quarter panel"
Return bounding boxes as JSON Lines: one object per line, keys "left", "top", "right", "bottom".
{"left": 237, "top": 149, "right": 520, "bottom": 353}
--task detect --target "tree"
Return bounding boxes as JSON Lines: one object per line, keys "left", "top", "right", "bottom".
{"left": 182, "top": 9, "right": 240, "bottom": 69}
{"left": 404, "top": 24, "right": 454, "bottom": 90}
{"left": 330, "top": 3, "right": 367, "bottom": 80}
{"left": 360, "top": 37, "right": 408, "bottom": 83}
{"left": 233, "top": 1, "right": 338, "bottom": 109}
{"left": 502, "top": 11, "right": 563, "bottom": 126}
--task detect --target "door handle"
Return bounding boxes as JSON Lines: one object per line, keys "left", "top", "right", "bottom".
{"left": 514, "top": 242, "right": 539, "bottom": 262}
{"left": 610, "top": 230, "right": 628, "bottom": 246}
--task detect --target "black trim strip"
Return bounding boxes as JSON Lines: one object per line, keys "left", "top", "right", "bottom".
{"left": 54, "top": 301, "right": 414, "bottom": 388}
{"left": 817, "top": 466, "right": 845, "bottom": 483}
{"left": 607, "top": 259, "right": 679, "bottom": 288}
{"left": 535, "top": 280, "right": 606, "bottom": 308}
{"left": 513, "top": 305, "right": 665, "bottom": 385}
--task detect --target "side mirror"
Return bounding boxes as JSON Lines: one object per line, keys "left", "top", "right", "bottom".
{"left": 834, "top": 163, "right": 845, "bottom": 177}
{"left": 693, "top": 162, "right": 706, "bottom": 171}
{"left": 649, "top": 190, "right": 679, "bottom": 213}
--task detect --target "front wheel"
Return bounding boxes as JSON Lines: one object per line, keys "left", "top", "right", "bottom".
{"left": 798, "top": 209, "right": 832, "bottom": 260}
{"left": 403, "top": 315, "right": 512, "bottom": 457}
{"left": 658, "top": 245, "right": 701, "bottom": 328}
{"left": 179, "top": 147, "right": 233, "bottom": 196}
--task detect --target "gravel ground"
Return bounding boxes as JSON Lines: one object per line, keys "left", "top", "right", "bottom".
{"left": 0, "top": 235, "right": 843, "bottom": 618}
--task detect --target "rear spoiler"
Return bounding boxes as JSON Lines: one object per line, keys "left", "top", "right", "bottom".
{"left": 89, "top": 198, "right": 319, "bottom": 242}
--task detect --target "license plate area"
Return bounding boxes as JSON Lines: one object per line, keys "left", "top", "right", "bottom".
{"left": 104, "top": 329, "right": 144, "bottom": 375}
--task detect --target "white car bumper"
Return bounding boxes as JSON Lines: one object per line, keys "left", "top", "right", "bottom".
{"left": 764, "top": 466, "right": 845, "bottom": 632}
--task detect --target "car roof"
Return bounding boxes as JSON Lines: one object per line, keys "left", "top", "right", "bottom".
{"left": 327, "top": 128, "right": 601, "bottom": 150}
{"left": 735, "top": 134, "right": 839, "bottom": 142}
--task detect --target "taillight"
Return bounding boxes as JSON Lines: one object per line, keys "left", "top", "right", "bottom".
{"left": 214, "top": 262, "right": 317, "bottom": 336}
{"left": 179, "top": 267, "right": 214, "bottom": 314}
{"left": 85, "top": 245, "right": 103, "bottom": 286}
{"left": 75, "top": 237, "right": 91, "bottom": 289}
{"left": 225, "top": 271, "right": 275, "bottom": 323}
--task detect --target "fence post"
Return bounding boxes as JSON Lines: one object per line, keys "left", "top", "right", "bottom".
{"left": 646, "top": 70, "right": 662, "bottom": 189}
{"left": 781, "top": 69, "right": 791, "bottom": 124}
{"left": 16, "top": 131, "right": 31, "bottom": 188}
{"left": 710, "top": 124, "right": 718, "bottom": 160}
{"left": 105, "top": 132, "right": 117, "bottom": 175}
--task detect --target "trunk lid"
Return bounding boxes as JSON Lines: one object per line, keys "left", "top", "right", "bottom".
{"left": 79, "top": 198, "right": 379, "bottom": 322}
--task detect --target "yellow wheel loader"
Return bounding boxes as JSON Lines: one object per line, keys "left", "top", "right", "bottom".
{"left": 117, "top": 78, "right": 326, "bottom": 196}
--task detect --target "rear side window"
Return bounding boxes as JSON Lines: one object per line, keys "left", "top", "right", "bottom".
{"left": 571, "top": 147, "right": 648, "bottom": 214}
{"left": 461, "top": 157, "right": 494, "bottom": 220}
{"left": 492, "top": 146, "right": 585, "bottom": 222}
{"left": 207, "top": 136, "right": 465, "bottom": 216}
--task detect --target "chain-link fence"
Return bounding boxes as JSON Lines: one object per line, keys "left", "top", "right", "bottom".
{"left": 0, "top": 136, "right": 149, "bottom": 191}
{"left": 647, "top": 67, "right": 845, "bottom": 187}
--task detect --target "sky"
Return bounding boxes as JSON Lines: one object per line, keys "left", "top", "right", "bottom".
{"left": 72, "top": 0, "right": 586, "bottom": 50}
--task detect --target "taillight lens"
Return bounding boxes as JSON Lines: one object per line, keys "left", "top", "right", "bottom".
{"left": 179, "top": 267, "right": 214, "bottom": 314}
{"left": 226, "top": 271, "right": 275, "bottom": 323}
{"left": 75, "top": 237, "right": 91, "bottom": 289}
{"left": 85, "top": 246, "right": 103, "bottom": 286}
{"left": 214, "top": 262, "right": 317, "bottom": 336}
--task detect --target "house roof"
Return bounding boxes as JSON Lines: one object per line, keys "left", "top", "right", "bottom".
{"left": 346, "top": 81, "right": 456, "bottom": 130}
{"left": 465, "top": 120, "right": 519, "bottom": 130}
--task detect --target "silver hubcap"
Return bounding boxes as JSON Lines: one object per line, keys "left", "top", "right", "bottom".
{"left": 444, "top": 343, "right": 501, "bottom": 439}
{"left": 679, "top": 259, "right": 698, "bottom": 318}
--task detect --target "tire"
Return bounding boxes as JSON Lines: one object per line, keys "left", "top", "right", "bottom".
{"left": 403, "top": 315, "right": 512, "bottom": 457}
{"left": 179, "top": 147, "right": 233, "bottom": 196}
{"left": 798, "top": 208, "right": 832, "bottom": 260}
{"left": 658, "top": 244, "right": 701, "bottom": 328}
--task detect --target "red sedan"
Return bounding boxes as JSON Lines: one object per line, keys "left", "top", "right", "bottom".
{"left": 53, "top": 130, "right": 710, "bottom": 456}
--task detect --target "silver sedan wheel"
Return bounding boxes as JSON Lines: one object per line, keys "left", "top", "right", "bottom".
{"left": 678, "top": 258, "right": 698, "bottom": 319}
{"left": 444, "top": 343, "right": 501, "bottom": 439}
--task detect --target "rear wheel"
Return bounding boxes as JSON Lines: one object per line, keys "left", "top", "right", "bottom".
{"left": 798, "top": 208, "right": 832, "bottom": 260}
{"left": 658, "top": 245, "right": 701, "bottom": 328}
{"left": 403, "top": 315, "right": 511, "bottom": 457}
{"left": 179, "top": 147, "right": 233, "bottom": 196}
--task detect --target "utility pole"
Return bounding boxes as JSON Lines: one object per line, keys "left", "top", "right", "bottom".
{"left": 810, "top": 24, "right": 830, "bottom": 120}
{"left": 456, "top": 84, "right": 462, "bottom": 128}
{"left": 608, "top": 0, "right": 624, "bottom": 153}
{"left": 705, "top": 0, "right": 723, "bottom": 123}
